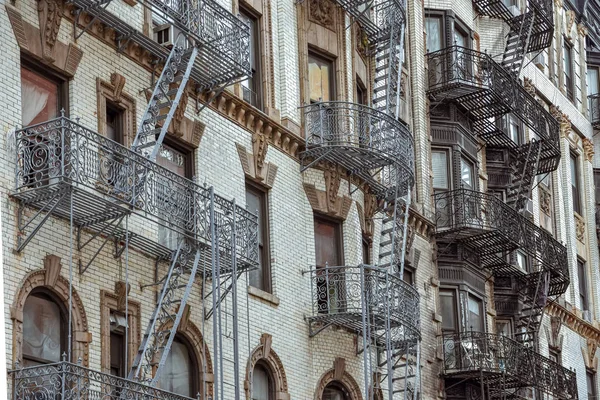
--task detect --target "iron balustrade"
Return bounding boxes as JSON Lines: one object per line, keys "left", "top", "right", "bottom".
{"left": 12, "top": 116, "right": 259, "bottom": 270}
{"left": 426, "top": 46, "right": 560, "bottom": 159}
{"left": 332, "top": 0, "right": 405, "bottom": 43}
{"left": 302, "top": 101, "right": 415, "bottom": 197}
{"left": 433, "top": 189, "right": 569, "bottom": 294}
{"left": 306, "top": 265, "right": 420, "bottom": 339}
{"left": 590, "top": 94, "right": 600, "bottom": 128}
{"left": 9, "top": 361, "right": 196, "bottom": 400}
{"left": 441, "top": 332, "right": 578, "bottom": 399}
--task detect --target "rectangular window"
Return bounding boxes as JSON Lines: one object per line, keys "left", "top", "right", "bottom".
{"left": 467, "top": 295, "right": 484, "bottom": 332}
{"left": 314, "top": 216, "right": 343, "bottom": 313}
{"left": 246, "top": 184, "right": 271, "bottom": 292}
{"left": 239, "top": 8, "right": 262, "bottom": 109}
{"left": 588, "top": 370, "right": 596, "bottom": 400}
{"left": 402, "top": 269, "right": 414, "bottom": 285}
{"left": 460, "top": 158, "right": 474, "bottom": 189}
{"left": 516, "top": 251, "right": 529, "bottom": 272}
{"left": 571, "top": 153, "right": 581, "bottom": 214}
{"left": 432, "top": 150, "right": 450, "bottom": 190}
{"left": 549, "top": 349, "right": 561, "bottom": 364}
{"left": 109, "top": 311, "right": 127, "bottom": 378}
{"left": 356, "top": 79, "right": 367, "bottom": 105}
{"left": 106, "top": 101, "right": 125, "bottom": 144}
{"left": 588, "top": 67, "right": 599, "bottom": 120}
{"left": 362, "top": 235, "right": 370, "bottom": 265}
{"left": 508, "top": 115, "right": 521, "bottom": 144}
{"left": 440, "top": 289, "right": 457, "bottom": 332}
{"left": 578, "top": 259, "right": 589, "bottom": 311}
{"left": 309, "top": 52, "right": 335, "bottom": 102}
{"left": 453, "top": 27, "right": 468, "bottom": 48}
{"left": 564, "top": 40, "right": 575, "bottom": 101}
{"left": 425, "top": 16, "right": 443, "bottom": 53}
{"left": 496, "top": 319, "right": 513, "bottom": 337}
{"left": 21, "top": 65, "right": 64, "bottom": 126}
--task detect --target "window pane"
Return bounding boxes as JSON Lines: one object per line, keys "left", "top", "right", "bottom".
{"left": 157, "top": 145, "right": 187, "bottom": 177}
{"left": 571, "top": 154, "right": 581, "bottom": 213}
{"left": 426, "top": 17, "right": 442, "bottom": 52}
{"left": 110, "top": 332, "right": 125, "bottom": 377}
{"left": 440, "top": 290, "right": 456, "bottom": 331}
{"left": 159, "top": 339, "right": 194, "bottom": 397}
{"left": 252, "top": 365, "right": 271, "bottom": 400}
{"left": 309, "top": 55, "right": 334, "bottom": 102}
{"left": 454, "top": 28, "right": 467, "bottom": 47}
{"left": 21, "top": 67, "right": 60, "bottom": 126}
{"left": 509, "top": 117, "right": 520, "bottom": 144}
{"left": 246, "top": 187, "right": 268, "bottom": 290}
{"left": 23, "top": 294, "right": 62, "bottom": 364}
{"left": 432, "top": 151, "right": 449, "bottom": 189}
{"left": 315, "top": 218, "right": 341, "bottom": 267}
{"left": 461, "top": 158, "right": 474, "bottom": 188}
{"left": 323, "top": 386, "right": 346, "bottom": 400}
{"left": 579, "top": 260, "right": 588, "bottom": 311}
{"left": 496, "top": 320, "right": 512, "bottom": 337}
{"left": 587, "top": 68, "right": 599, "bottom": 95}
{"left": 468, "top": 295, "right": 484, "bottom": 332}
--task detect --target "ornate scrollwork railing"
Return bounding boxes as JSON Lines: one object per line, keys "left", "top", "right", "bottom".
{"left": 13, "top": 116, "right": 258, "bottom": 268}
{"left": 333, "top": 0, "right": 405, "bottom": 43}
{"left": 433, "top": 189, "right": 568, "bottom": 285}
{"left": 590, "top": 94, "right": 600, "bottom": 128}
{"left": 9, "top": 361, "right": 195, "bottom": 400}
{"left": 303, "top": 101, "right": 415, "bottom": 193}
{"left": 307, "top": 265, "right": 420, "bottom": 336}
{"left": 442, "top": 332, "right": 578, "bottom": 399}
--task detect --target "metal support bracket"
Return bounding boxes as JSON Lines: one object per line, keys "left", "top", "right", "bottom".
{"left": 77, "top": 215, "right": 125, "bottom": 274}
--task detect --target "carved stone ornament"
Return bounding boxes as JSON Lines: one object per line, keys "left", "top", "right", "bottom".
{"left": 550, "top": 316, "right": 562, "bottom": 348}
{"left": 587, "top": 338, "right": 599, "bottom": 370}
{"left": 355, "top": 25, "right": 369, "bottom": 59}
{"left": 523, "top": 77, "right": 536, "bottom": 97}
{"left": 364, "top": 194, "right": 377, "bottom": 238}
{"left": 575, "top": 213, "right": 586, "bottom": 243}
{"left": 324, "top": 164, "right": 342, "bottom": 210}
{"left": 314, "top": 363, "right": 362, "bottom": 400}
{"left": 539, "top": 186, "right": 552, "bottom": 215}
{"left": 578, "top": 23, "right": 589, "bottom": 37}
{"left": 114, "top": 280, "right": 130, "bottom": 312}
{"left": 554, "top": 0, "right": 563, "bottom": 8}
{"left": 236, "top": 142, "right": 278, "bottom": 187}
{"left": 110, "top": 72, "right": 126, "bottom": 103}
{"left": 244, "top": 334, "right": 290, "bottom": 400}
{"left": 37, "top": 0, "right": 65, "bottom": 61}
{"left": 583, "top": 138, "right": 595, "bottom": 162}
{"left": 308, "top": 0, "right": 336, "bottom": 27}
{"left": 566, "top": 11, "right": 576, "bottom": 38}
{"left": 303, "top": 175, "right": 353, "bottom": 220}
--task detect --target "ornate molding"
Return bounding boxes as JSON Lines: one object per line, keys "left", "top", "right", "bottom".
{"left": 578, "top": 23, "right": 589, "bottom": 37}
{"left": 546, "top": 301, "right": 600, "bottom": 343}
{"left": 539, "top": 186, "right": 552, "bottom": 215}
{"left": 244, "top": 333, "right": 290, "bottom": 400}
{"left": 585, "top": 338, "right": 599, "bottom": 370}
{"left": 523, "top": 77, "right": 537, "bottom": 98}
{"left": 575, "top": 213, "right": 586, "bottom": 243}
{"left": 566, "top": 10, "right": 576, "bottom": 38}
{"left": 236, "top": 143, "right": 278, "bottom": 187}
{"left": 583, "top": 138, "right": 595, "bottom": 162}
{"left": 97, "top": 75, "right": 136, "bottom": 146}
{"left": 303, "top": 166, "right": 353, "bottom": 219}
{"left": 11, "top": 257, "right": 90, "bottom": 366}
{"left": 308, "top": 0, "right": 336, "bottom": 28}
{"left": 37, "top": 0, "right": 65, "bottom": 61}
{"left": 314, "top": 361, "right": 362, "bottom": 400}
{"left": 549, "top": 105, "right": 572, "bottom": 138}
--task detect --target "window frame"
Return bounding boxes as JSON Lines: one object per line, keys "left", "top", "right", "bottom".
{"left": 246, "top": 181, "right": 272, "bottom": 293}
{"left": 239, "top": 5, "right": 263, "bottom": 110}
{"left": 158, "top": 334, "right": 200, "bottom": 397}
{"left": 251, "top": 361, "right": 275, "bottom": 400}
{"left": 432, "top": 148, "right": 451, "bottom": 191}
{"left": 460, "top": 156, "right": 475, "bottom": 189}
{"left": 439, "top": 288, "right": 458, "bottom": 333}
{"left": 563, "top": 39, "right": 575, "bottom": 102}
{"left": 21, "top": 58, "right": 69, "bottom": 122}
{"left": 308, "top": 49, "right": 336, "bottom": 103}
{"left": 424, "top": 12, "right": 445, "bottom": 53}
{"left": 578, "top": 258, "right": 589, "bottom": 312}
{"left": 495, "top": 318, "right": 513, "bottom": 338}
{"left": 570, "top": 152, "right": 582, "bottom": 215}
{"left": 157, "top": 137, "right": 195, "bottom": 180}
{"left": 467, "top": 293, "right": 485, "bottom": 333}
{"left": 105, "top": 100, "right": 126, "bottom": 146}
{"left": 587, "top": 369, "right": 597, "bottom": 400}
{"left": 313, "top": 214, "right": 344, "bottom": 268}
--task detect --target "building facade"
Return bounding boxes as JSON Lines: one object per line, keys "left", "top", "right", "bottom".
{"left": 1, "top": 0, "right": 600, "bottom": 398}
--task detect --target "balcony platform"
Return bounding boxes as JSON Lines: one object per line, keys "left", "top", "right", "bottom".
{"left": 333, "top": 0, "right": 405, "bottom": 43}
{"left": 11, "top": 116, "right": 258, "bottom": 276}
{"left": 590, "top": 94, "right": 600, "bottom": 129}
{"left": 442, "top": 332, "right": 577, "bottom": 399}
{"left": 433, "top": 189, "right": 569, "bottom": 295}
{"left": 300, "top": 101, "right": 415, "bottom": 199}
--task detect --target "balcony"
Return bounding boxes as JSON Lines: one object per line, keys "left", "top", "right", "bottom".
{"left": 433, "top": 189, "right": 569, "bottom": 295}
{"left": 70, "top": 0, "right": 251, "bottom": 91}
{"left": 11, "top": 116, "right": 258, "bottom": 275}
{"left": 332, "top": 0, "right": 405, "bottom": 43}
{"left": 590, "top": 94, "right": 600, "bottom": 128}
{"left": 9, "top": 361, "right": 195, "bottom": 399}
{"left": 441, "top": 332, "right": 577, "bottom": 399}
{"left": 427, "top": 46, "right": 561, "bottom": 171}
{"left": 300, "top": 102, "right": 415, "bottom": 198}
{"left": 306, "top": 265, "right": 420, "bottom": 340}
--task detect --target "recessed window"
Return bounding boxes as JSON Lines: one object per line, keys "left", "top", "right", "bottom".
{"left": 578, "top": 259, "right": 589, "bottom": 312}
{"left": 109, "top": 311, "right": 127, "bottom": 378}
{"left": 106, "top": 101, "right": 125, "bottom": 145}
{"left": 570, "top": 153, "right": 581, "bottom": 214}
{"left": 356, "top": 78, "right": 367, "bottom": 106}
{"left": 323, "top": 383, "right": 349, "bottom": 400}
{"left": 549, "top": 348, "right": 561, "bottom": 364}
{"left": 460, "top": 158, "right": 474, "bottom": 189}
{"left": 309, "top": 52, "right": 335, "bottom": 102}
{"left": 252, "top": 362, "right": 275, "bottom": 400}
{"left": 496, "top": 319, "right": 513, "bottom": 337}
{"left": 516, "top": 251, "right": 529, "bottom": 272}
{"left": 467, "top": 294, "right": 484, "bottom": 332}
{"left": 587, "top": 370, "right": 596, "bottom": 400}
{"left": 21, "top": 66, "right": 64, "bottom": 126}
{"left": 564, "top": 40, "right": 575, "bottom": 102}
{"left": 158, "top": 336, "right": 198, "bottom": 397}
{"left": 432, "top": 150, "right": 450, "bottom": 191}
{"left": 507, "top": 115, "right": 521, "bottom": 144}
{"left": 453, "top": 26, "right": 468, "bottom": 47}
{"left": 314, "top": 216, "right": 343, "bottom": 313}
{"left": 362, "top": 235, "right": 370, "bottom": 265}
{"left": 402, "top": 268, "right": 414, "bottom": 285}
{"left": 23, "top": 292, "right": 65, "bottom": 366}
{"left": 439, "top": 289, "right": 457, "bottom": 332}
{"left": 246, "top": 183, "right": 271, "bottom": 292}
{"left": 425, "top": 16, "right": 443, "bottom": 52}
{"left": 239, "top": 7, "right": 262, "bottom": 109}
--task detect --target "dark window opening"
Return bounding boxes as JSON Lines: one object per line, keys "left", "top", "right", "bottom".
{"left": 571, "top": 153, "right": 581, "bottom": 214}
{"left": 239, "top": 7, "right": 262, "bottom": 109}
{"left": 564, "top": 40, "right": 575, "bottom": 102}
{"left": 246, "top": 183, "right": 271, "bottom": 292}
{"left": 314, "top": 216, "right": 344, "bottom": 314}
{"left": 309, "top": 51, "right": 336, "bottom": 103}
{"left": 440, "top": 289, "right": 457, "bottom": 333}
{"left": 158, "top": 335, "right": 198, "bottom": 397}
{"left": 251, "top": 362, "right": 275, "bottom": 400}
{"left": 578, "top": 259, "right": 589, "bottom": 312}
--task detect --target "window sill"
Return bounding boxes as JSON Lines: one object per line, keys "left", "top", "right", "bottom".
{"left": 247, "top": 286, "right": 280, "bottom": 307}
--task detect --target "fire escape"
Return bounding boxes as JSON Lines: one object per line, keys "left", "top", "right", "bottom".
{"left": 301, "top": 1, "right": 420, "bottom": 399}
{"left": 9, "top": 1, "right": 258, "bottom": 399}
{"left": 427, "top": 0, "right": 576, "bottom": 398}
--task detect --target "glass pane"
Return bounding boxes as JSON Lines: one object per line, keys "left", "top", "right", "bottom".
{"left": 440, "top": 290, "right": 456, "bottom": 331}
{"left": 110, "top": 332, "right": 125, "bottom": 377}
{"left": 432, "top": 151, "right": 449, "bottom": 189}
{"left": 587, "top": 68, "right": 599, "bottom": 95}
{"left": 516, "top": 252, "right": 527, "bottom": 271}
{"left": 21, "top": 67, "right": 60, "bottom": 126}
{"left": 461, "top": 159, "right": 473, "bottom": 188}
{"left": 252, "top": 365, "right": 270, "bottom": 400}
{"left": 454, "top": 28, "right": 467, "bottom": 47}
{"left": 157, "top": 145, "right": 187, "bottom": 177}
{"left": 323, "top": 386, "right": 346, "bottom": 400}
{"left": 309, "top": 55, "right": 333, "bottom": 102}
{"left": 426, "top": 17, "right": 442, "bottom": 52}
{"left": 509, "top": 118, "right": 520, "bottom": 144}
{"left": 314, "top": 218, "right": 341, "bottom": 267}
{"left": 246, "top": 188, "right": 265, "bottom": 289}
{"left": 23, "top": 294, "right": 62, "bottom": 363}
{"left": 159, "top": 339, "right": 193, "bottom": 397}
{"left": 496, "top": 320, "right": 512, "bottom": 337}
{"left": 468, "top": 295, "right": 483, "bottom": 332}
{"left": 564, "top": 43, "right": 572, "bottom": 79}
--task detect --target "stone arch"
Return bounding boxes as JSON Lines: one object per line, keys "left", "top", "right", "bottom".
{"left": 158, "top": 312, "right": 214, "bottom": 398}
{"left": 314, "top": 365, "right": 363, "bottom": 400}
{"left": 11, "top": 255, "right": 90, "bottom": 366}
{"left": 244, "top": 333, "right": 289, "bottom": 399}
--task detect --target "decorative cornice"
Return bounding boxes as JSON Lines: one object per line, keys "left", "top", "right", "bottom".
{"left": 37, "top": 0, "right": 65, "bottom": 61}
{"left": 583, "top": 137, "right": 595, "bottom": 162}
{"left": 578, "top": 23, "right": 589, "bottom": 37}
{"left": 546, "top": 301, "right": 600, "bottom": 342}
{"left": 236, "top": 143, "right": 278, "bottom": 188}
{"left": 303, "top": 174, "right": 353, "bottom": 220}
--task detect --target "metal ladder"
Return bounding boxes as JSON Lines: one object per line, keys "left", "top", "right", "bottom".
{"left": 128, "top": 241, "right": 203, "bottom": 384}
{"left": 506, "top": 140, "right": 542, "bottom": 212}
{"left": 516, "top": 271, "right": 549, "bottom": 347}
{"left": 501, "top": 10, "right": 535, "bottom": 77}
{"left": 132, "top": 36, "right": 198, "bottom": 161}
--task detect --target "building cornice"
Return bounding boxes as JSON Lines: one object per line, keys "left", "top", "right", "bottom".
{"left": 546, "top": 301, "right": 600, "bottom": 341}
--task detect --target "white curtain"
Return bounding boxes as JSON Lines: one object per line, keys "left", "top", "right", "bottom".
{"left": 22, "top": 81, "right": 49, "bottom": 126}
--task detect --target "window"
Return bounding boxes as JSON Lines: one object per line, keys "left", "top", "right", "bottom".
{"left": 460, "top": 158, "right": 474, "bottom": 189}
{"left": 21, "top": 65, "right": 66, "bottom": 126}
{"left": 432, "top": 150, "right": 450, "bottom": 191}
{"left": 549, "top": 348, "right": 561, "bottom": 364}
{"left": 109, "top": 311, "right": 127, "bottom": 377}
{"left": 453, "top": 26, "right": 468, "bottom": 47}
{"left": 314, "top": 216, "right": 343, "bottom": 313}
{"left": 239, "top": 7, "right": 262, "bottom": 109}
{"left": 571, "top": 153, "right": 581, "bottom": 214}
{"left": 356, "top": 78, "right": 367, "bottom": 105}
{"left": 246, "top": 183, "right": 271, "bottom": 292}
{"left": 251, "top": 362, "right": 274, "bottom": 400}
{"left": 402, "top": 268, "right": 414, "bottom": 285}
{"left": 496, "top": 319, "right": 512, "bottom": 337}
{"left": 439, "top": 289, "right": 457, "bottom": 332}
{"left": 516, "top": 251, "right": 529, "bottom": 272}
{"left": 106, "top": 101, "right": 125, "bottom": 145}
{"left": 158, "top": 336, "right": 198, "bottom": 397}
{"left": 587, "top": 370, "right": 596, "bottom": 400}
{"left": 564, "top": 40, "right": 575, "bottom": 101}
{"left": 467, "top": 295, "right": 484, "bottom": 332}
{"left": 323, "top": 383, "right": 349, "bottom": 400}
{"left": 587, "top": 67, "right": 599, "bottom": 113}
{"left": 22, "top": 292, "right": 65, "bottom": 366}
{"left": 507, "top": 115, "right": 521, "bottom": 144}
{"left": 309, "top": 52, "right": 335, "bottom": 102}
{"left": 425, "top": 16, "right": 443, "bottom": 52}
{"left": 578, "top": 259, "right": 589, "bottom": 312}
{"left": 362, "top": 235, "right": 370, "bottom": 265}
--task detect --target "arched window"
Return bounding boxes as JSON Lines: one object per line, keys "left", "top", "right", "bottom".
{"left": 22, "top": 291, "right": 66, "bottom": 366}
{"left": 323, "top": 382, "right": 349, "bottom": 400}
{"left": 159, "top": 335, "right": 198, "bottom": 397}
{"left": 251, "top": 361, "right": 274, "bottom": 400}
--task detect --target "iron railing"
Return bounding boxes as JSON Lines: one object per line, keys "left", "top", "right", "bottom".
{"left": 433, "top": 189, "right": 569, "bottom": 292}
{"left": 306, "top": 265, "right": 420, "bottom": 337}
{"left": 590, "top": 94, "right": 600, "bottom": 128}
{"left": 441, "top": 332, "right": 578, "bottom": 399}
{"left": 332, "top": 0, "right": 405, "bottom": 43}
{"left": 9, "top": 361, "right": 195, "bottom": 400}
{"left": 12, "top": 116, "right": 258, "bottom": 268}
{"left": 302, "top": 101, "right": 415, "bottom": 196}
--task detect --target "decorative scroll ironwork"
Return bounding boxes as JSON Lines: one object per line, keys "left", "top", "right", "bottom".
{"left": 9, "top": 361, "right": 195, "bottom": 400}
{"left": 12, "top": 116, "right": 259, "bottom": 271}
{"left": 433, "top": 189, "right": 569, "bottom": 295}
{"left": 306, "top": 265, "right": 420, "bottom": 339}
{"left": 441, "top": 332, "right": 578, "bottom": 399}
{"left": 333, "top": 0, "right": 404, "bottom": 43}
{"left": 590, "top": 94, "right": 600, "bottom": 128}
